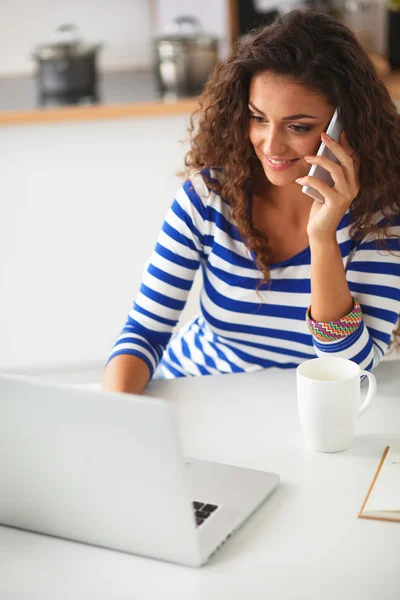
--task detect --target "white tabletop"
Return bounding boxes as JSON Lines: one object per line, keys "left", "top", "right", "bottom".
{"left": 1, "top": 361, "right": 399, "bottom": 600}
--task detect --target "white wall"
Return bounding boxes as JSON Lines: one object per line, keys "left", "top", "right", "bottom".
{"left": 0, "top": 113, "right": 201, "bottom": 377}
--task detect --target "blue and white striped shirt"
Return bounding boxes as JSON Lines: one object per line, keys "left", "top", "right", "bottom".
{"left": 108, "top": 169, "right": 400, "bottom": 377}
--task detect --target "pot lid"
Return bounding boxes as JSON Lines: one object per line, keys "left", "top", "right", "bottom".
{"left": 33, "top": 24, "right": 101, "bottom": 60}
{"left": 155, "top": 15, "right": 218, "bottom": 44}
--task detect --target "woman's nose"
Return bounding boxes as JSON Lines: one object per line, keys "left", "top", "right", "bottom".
{"left": 262, "top": 129, "right": 285, "bottom": 156}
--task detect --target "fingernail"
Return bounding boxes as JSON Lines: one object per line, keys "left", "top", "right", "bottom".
{"left": 321, "top": 132, "right": 330, "bottom": 140}
{"left": 295, "top": 178, "right": 305, "bottom": 183}
{"left": 304, "top": 156, "right": 314, "bottom": 161}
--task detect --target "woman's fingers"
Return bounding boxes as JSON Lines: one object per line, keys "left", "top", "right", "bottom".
{"left": 304, "top": 154, "right": 348, "bottom": 197}
{"left": 321, "top": 132, "right": 353, "bottom": 167}
{"left": 305, "top": 131, "right": 360, "bottom": 201}
{"left": 339, "top": 131, "right": 358, "bottom": 165}
{"left": 339, "top": 131, "right": 360, "bottom": 186}
{"left": 295, "top": 174, "right": 337, "bottom": 204}
{"left": 339, "top": 130, "right": 352, "bottom": 152}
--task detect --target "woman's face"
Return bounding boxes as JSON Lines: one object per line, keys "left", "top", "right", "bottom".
{"left": 248, "top": 71, "right": 335, "bottom": 187}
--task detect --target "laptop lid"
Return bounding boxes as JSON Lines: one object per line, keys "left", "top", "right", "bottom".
{"left": 0, "top": 374, "right": 201, "bottom": 567}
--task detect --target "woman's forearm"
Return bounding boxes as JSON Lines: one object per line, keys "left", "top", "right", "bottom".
{"left": 309, "top": 238, "right": 353, "bottom": 322}
{"left": 101, "top": 354, "right": 151, "bottom": 395}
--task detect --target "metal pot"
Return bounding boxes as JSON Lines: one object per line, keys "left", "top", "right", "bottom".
{"left": 32, "top": 24, "right": 102, "bottom": 100}
{"left": 154, "top": 16, "right": 219, "bottom": 98}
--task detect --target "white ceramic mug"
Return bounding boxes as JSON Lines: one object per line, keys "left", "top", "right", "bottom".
{"left": 296, "top": 357, "right": 377, "bottom": 453}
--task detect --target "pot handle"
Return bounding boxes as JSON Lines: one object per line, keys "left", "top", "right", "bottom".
{"left": 54, "top": 23, "right": 82, "bottom": 44}
{"left": 167, "top": 15, "right": 203, "bottom": 35}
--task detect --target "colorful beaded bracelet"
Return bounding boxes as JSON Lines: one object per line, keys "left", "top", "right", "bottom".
{"left": 306, "top": 300, "right": 362, "bottom": 342}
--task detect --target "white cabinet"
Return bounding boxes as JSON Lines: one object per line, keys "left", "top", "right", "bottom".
{"left": 0, "top": 114, "right": 201, "bottom": 376}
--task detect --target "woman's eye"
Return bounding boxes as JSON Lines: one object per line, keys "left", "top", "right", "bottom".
{"left": 249, "top": 115, "right": 266, "bottom": 124}
{"left": 289, "top": 125, "right": 312, "bottom": 134}
{"left": 249, "top": 116, "right": 312, "bottom": 133}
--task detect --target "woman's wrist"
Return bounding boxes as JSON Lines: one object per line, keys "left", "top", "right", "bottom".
{"left": 309, "top": 232, "right": 353, "bottom": 323}
{"left": 308, "top": 232, "right": 338, "bottom": 250}
{"left": 306, "top": 299, "right": 362, "bottom": 340}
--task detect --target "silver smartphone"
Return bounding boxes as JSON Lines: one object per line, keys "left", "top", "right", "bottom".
{"left": 302, "top": 108, "right": 344, "bottom": 203}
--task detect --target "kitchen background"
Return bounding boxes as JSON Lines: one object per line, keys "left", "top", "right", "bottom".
{"left": 0, "top": 0, "right": 227, "bottom": 77}
{"left": 1, "top": 0, "right": 399, "bottom": 381}
{"left": 0, "top": 0, "right": 396, "bottom": 77}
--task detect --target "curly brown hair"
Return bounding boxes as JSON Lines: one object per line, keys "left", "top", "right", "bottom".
{"left": 182, "top": 9, "right": 400, "bottom": 350}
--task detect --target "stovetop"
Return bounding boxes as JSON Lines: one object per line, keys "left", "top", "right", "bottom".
{"left": 0, "top": 69, "right": 186, "bottom": 112}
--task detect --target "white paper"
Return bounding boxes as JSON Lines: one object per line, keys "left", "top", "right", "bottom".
{"left": 363, "top": 444, "right": 400, "bottom": 513}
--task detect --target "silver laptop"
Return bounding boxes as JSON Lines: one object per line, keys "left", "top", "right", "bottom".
{"left": 0, "top": 373, "right": 279, "bottom": 567}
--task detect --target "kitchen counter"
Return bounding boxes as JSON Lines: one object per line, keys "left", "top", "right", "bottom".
{"left": 0, "top": 69, "right": 199, "bottom": 126}
{"left": 0, "top": 68, "right": 399, "bottom": 127}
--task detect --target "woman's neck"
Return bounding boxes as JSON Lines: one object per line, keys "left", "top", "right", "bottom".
{"left": 253, "top": 178, "right": 314, "bottom": 224}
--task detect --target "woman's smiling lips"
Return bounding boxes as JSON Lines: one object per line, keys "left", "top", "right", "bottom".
{"left": 264, "top": 157, "right": 300, "bottom": 171}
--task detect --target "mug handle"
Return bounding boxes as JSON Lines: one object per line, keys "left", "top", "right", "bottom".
{"left": 358, "top": 370, "right": 377, "bottom": 417}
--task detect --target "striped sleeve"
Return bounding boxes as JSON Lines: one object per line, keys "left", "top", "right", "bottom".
{"left": 107, "top": 174, "right": 208, "bottom": 376}
{"left": 311, "top": 218, "right": 400, "bottom": 372}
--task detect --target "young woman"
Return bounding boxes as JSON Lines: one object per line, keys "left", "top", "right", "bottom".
{"left": 102, "top": 10, "right": 400, "bottom": 395}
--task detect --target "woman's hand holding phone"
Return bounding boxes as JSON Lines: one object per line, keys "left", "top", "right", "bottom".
{"left": 295, "top": 129, "right": 360, "bottom": 242}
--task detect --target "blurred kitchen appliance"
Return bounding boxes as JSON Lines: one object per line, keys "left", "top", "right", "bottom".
{"left": 387, "top": 1, "right": 400, "bottom": 68}
{"left": 341, "top": 0, "right": 378, "bottom": 52}
{"left": 154, "top": 16, "right": 219, "bottom": 98}
{"left": 233, "top": 0, "right": 279, "bottom": 38}
{"left": 278, "top": 0, "right": 338, "bottom": 17}
{"left": 32, "top": 24, "right": 102, "bottom": 106}
{"left": 228, "top": 0, "right": 337, "bottom": 44}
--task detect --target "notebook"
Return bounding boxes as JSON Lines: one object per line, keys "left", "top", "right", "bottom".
{"left": 358, "top": 444, "right": 400, "bottom": 523}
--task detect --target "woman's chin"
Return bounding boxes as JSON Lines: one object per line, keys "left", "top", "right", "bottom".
{"left": 263, "top": 169, "right": 299, "bottom": 187}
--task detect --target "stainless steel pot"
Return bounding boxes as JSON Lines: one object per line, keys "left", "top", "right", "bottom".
{"left": 32, "top": 24, "right": 102, "bottom": 100}
{"left": 154, "top": 16, "right": 219, "bottom": 98}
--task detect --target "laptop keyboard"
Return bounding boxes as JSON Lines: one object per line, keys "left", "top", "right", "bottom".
{"left": 192, "top": 501, "right": 219, "bottom": 527}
